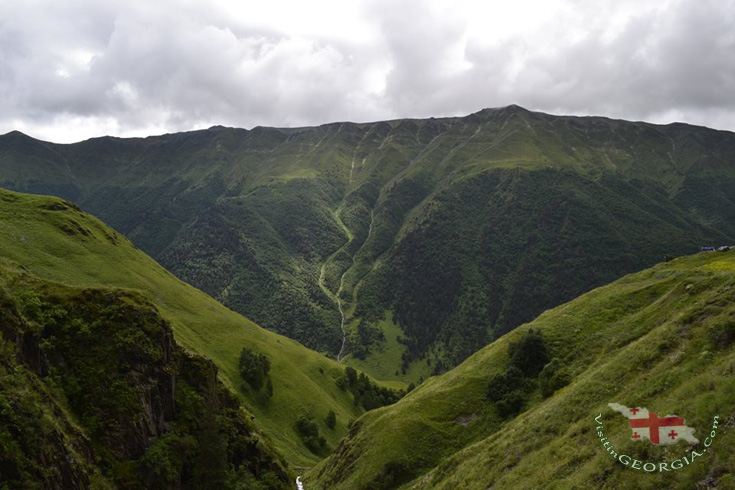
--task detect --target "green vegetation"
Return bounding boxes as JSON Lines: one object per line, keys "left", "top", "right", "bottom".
{"left": 326, "top": 410, "right": 337, "bottom": 430}
{"left": 336, "top": 367, "right": 403, "bottom": 411}
{"left": 308, "top": 251, "right": 735, "bottom": 489}
{"left": 239, "top": 347, "right": 271, "bottom": 392}
{"left": 508, "top": 328, "right": 549, "bottom": 377}
{"left": 295, "top": 412, "right": 327, "bottom": 455}
{"left": 0, "top": 188, "right": 387, "bottom": 468}
{"left": 2, "top": 106, "right": 734, "bottom": 381}
{"left": 6, "top": 109, "right": 735, "bottom": 488}
{"left": 0, "top": 265, "right": 290, "bottom": 489}
{"left": 486, "top": 329, "right": 550, "bottom": 417}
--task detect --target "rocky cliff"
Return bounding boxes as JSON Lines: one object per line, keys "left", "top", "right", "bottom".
{"left": 0, "top": 266, "right": 291, "bottom": 489}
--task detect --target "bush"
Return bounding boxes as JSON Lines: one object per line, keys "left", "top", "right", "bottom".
{"left": 487, "top": 330, "right": 552, "bottom": 417}
{"left": 508, "top": 329, "right": 549, "bottom": 377}
{"left": 239, "top": 347, "right": 271, "bottom": 391}
{"left": 487, "top": 365, "right": 523, "bottom": 402}
{"left": 709, "top": 317, "right": 735, "bottom": 349}
{"left": 496, "top": 390, "right": 526, "bottom": 417}
{"left": 539, "top": 358, "right": 570, "bottom": 398}
{"left": 295, "top": 413, "right": 325, "bottom": 453}
{"left": 325, "top": 410, "right": 336, "bottom": 430}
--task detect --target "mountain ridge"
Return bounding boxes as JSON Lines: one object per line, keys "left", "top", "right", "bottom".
{"left": 8, "top": 104, "right": 733, "bottom": 147}
{"left": 2, "top": 107, "right": 735, "bottom": 380}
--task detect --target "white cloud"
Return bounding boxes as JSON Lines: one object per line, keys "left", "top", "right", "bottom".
{"left": 0, "top": 0, "right": 733, "bottom": 142}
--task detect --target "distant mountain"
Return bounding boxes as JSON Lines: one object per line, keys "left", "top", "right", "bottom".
{"left": 307, "top": 250, "right": 735, "bottom": 489}
{"left": 2, "top": 106, "right": 735, "bottom": 378}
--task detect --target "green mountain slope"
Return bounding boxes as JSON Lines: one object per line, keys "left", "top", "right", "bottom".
{"left": 307, "top": 250, "right": 735, "bottom": 489}
{"left": 0, "top": 188, "right": 392, "bottom": 469}
{"left": 2, "top": 106, "right": 735, "bottom": 379}
{"left": 0, "top": 263, "right": 291, "bottom": 489}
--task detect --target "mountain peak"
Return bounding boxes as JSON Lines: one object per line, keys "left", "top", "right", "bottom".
{"left": 1, "top": 130, "right": 33, "bottom": 140}
{"left": 471, "top": 104, "right": 532, "bottom": 120}
{"left": 0, "top": 130, "right": 47, "bottom": 150}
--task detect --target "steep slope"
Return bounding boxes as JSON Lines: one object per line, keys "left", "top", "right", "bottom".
{"left": 1, "top": 107, "right": 735, "bottom": 379}
{"left": 307, "top": 250, "right": 735, "bottom": 489}
{"left": 0, "top": 188, "right": 392, "bottom": 468}
{"left": 0, "top": 263, "right": 291, "bottom": 489}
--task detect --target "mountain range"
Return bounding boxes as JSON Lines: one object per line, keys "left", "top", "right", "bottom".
{"left": 3, "top": 106, "right": 735, "bottom": 382}
{"left": 1, "top": 106, "right": 735, "bottom": 489}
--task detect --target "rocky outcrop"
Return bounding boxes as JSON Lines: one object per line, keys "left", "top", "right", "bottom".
{"left": 0, "top": 275, "right": 291, "bottom": 489}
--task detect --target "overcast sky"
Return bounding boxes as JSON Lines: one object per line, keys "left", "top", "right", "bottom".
{"left": 1, "top": 0, "right": 734, "bottom": 143}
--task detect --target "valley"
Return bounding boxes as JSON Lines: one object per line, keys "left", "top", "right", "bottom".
{"left": 4, "top": 0, "right": 734, "bottom": 487}
{"left": 0, "top": 188, "right": 396, "bottom": 470}
{"left": 2, "top": 106, "right": 735, "bottom": 382}
{"left": 308, "top": 249, "right": 735, "bottom": 489}
{"left": 2, "top": 107, "right": 735, "bottom": 489}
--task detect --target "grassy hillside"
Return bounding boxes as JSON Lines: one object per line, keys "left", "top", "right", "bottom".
{"left": 0, "top": 188, "right": 395, "bottom": 469}
{"left": 0, "top": 262, "right": 291, "bottom": 489}
{"left": 2, "top": 106, "right": 735, "bottom": 379}
{"left": 308, "top": 250, "right": 735, "bottom": 489}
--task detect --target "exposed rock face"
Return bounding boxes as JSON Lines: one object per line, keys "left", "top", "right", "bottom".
{"left": 0, "top": 277, "right": 291, "bottom": 489}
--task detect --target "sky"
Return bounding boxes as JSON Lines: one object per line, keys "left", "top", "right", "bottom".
{"left": 1, "top": 0, "right": 734, "bottom": 143}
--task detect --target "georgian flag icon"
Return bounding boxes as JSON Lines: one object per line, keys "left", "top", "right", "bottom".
{"left": 609, "top": 403, "right": 699, "bottom": 445}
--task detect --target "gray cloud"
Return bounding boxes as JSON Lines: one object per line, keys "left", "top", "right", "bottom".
{"left": 0, "top": 0, "right": 733, "bottom": 142}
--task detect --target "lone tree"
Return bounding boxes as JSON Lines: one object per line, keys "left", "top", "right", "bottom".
{"left": 239, "top": 347, "right": 271, "bottom": 391}
{"left": 325, "top": 410, "right": 336, "bottom": 430}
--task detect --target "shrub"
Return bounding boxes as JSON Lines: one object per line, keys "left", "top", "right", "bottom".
{"left": 509, "top": 329, "right": 549, "bottom": 377}
{"left": 709, "top": 317, "right": 735, "bottom": 349}
{"left": 487, "top": 365, "right": 523, "bottom": 402}
{"left": 539, "top": 358, "right": 570, "bottom": 398}
{"left": 325, "top": 410, "right": 336, "bottom": 430}
{"left": 238, "top": 348, "right": 270, "bottom": 391}
{"left": 295, "top": 413, "right": 326, "bottom": 453}
{"left": 488, "top": 330, "right": 553, "bottom": 417}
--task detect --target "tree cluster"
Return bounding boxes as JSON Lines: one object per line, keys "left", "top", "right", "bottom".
{"left": 336, "top": 367, "right": 402, "bottom": 410}
{"left": 487, "top": 329, "right": 553, "bottom": 417}
{"left": 239, "top": 347, "right": 271, "bottom": 393}
{"left": 295, "top": 412, "right": 326, "bottom": 454}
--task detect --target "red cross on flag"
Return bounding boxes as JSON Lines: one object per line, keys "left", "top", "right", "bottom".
{"left": 608, "top": 403, "right": 699, "bottom": 445}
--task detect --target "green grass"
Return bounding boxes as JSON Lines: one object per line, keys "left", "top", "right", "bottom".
{"left": 344, "top": 316, "right": 429, "bottom": 385}
{"left": 0, "top": 188, "right": 371, "bottom": 468}
{"left": 308, "top": 251, "right": 735, "bottom": 489}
